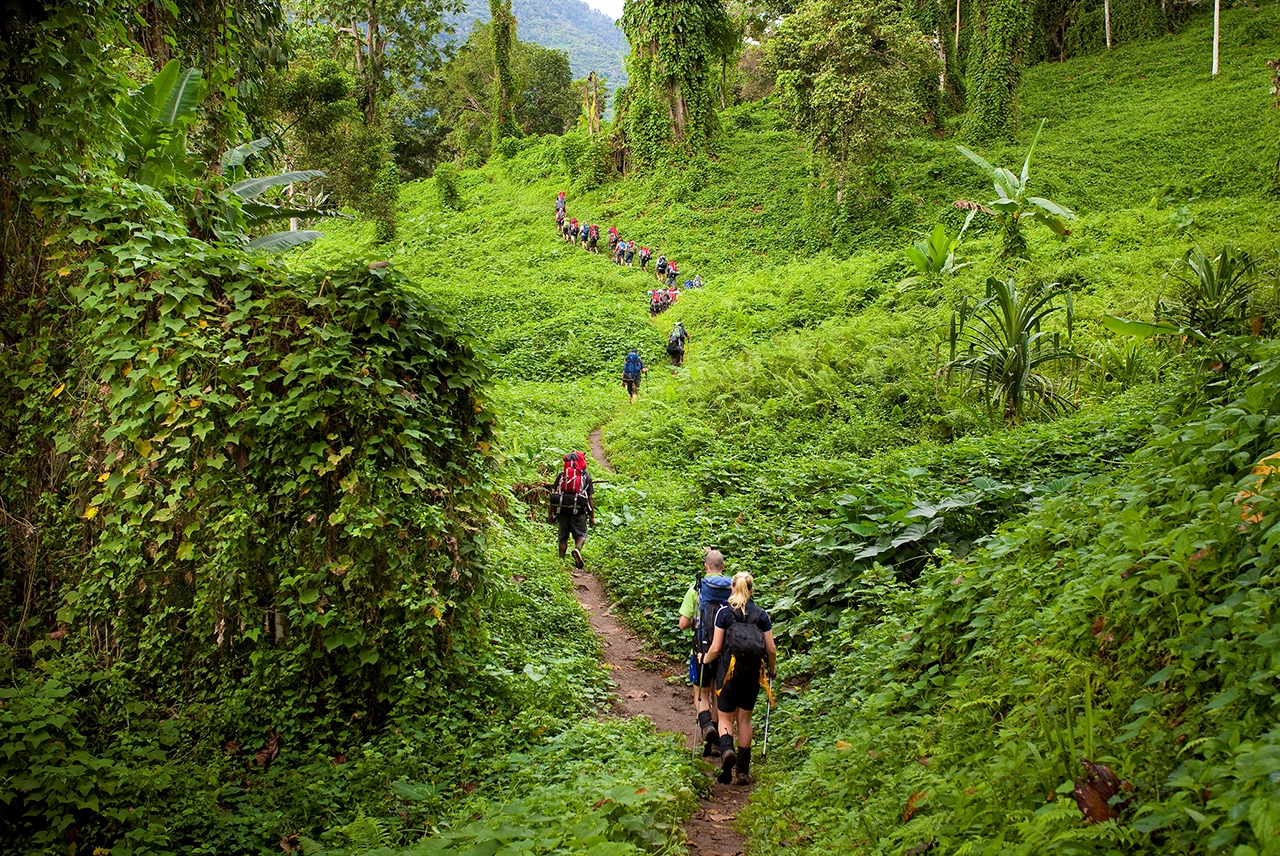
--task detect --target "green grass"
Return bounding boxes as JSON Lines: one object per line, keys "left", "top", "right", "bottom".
{"left": 293, "top": 8, "right": 1280, "bottom": 852}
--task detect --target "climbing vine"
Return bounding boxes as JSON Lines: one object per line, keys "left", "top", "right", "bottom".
{"left": 964, "top": 0, "right": 1032, "bottom": 141}
{"left": 619, "top": 0, "right": 734, "bottom": 162}
{"left": 489, "top": 0, "right": 521, "bottom": 144}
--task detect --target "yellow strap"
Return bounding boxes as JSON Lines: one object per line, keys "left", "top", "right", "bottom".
{"left": 759, "top": 662, "right": 775, "bottom": 707}
{"left": 724, "top": 654, "right": 736, "bottom": 683}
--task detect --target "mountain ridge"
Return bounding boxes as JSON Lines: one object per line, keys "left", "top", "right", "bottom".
{"left": 451, "top": 0, "right": 629, "bottom": 89}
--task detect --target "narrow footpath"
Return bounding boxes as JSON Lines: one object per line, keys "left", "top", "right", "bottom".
{"left": 579, "top": 428, "right": 751, "bottom": 856}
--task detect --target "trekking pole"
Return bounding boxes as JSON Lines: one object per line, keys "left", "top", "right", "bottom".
{"left": 761, "top": 676, "right": 773, "bottom": 762}
{"left": 692, "top": 562, "right": 704, "bottom": 762}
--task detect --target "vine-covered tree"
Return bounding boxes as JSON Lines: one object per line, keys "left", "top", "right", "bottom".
{"left": 964, "top": 0, "right": 1031, "bottom": 140}
{"left": 770, "top": 0, "right": 937, "bottom": 201}
{"left": 490, "top": 0, "right": 521, "bottom": 143}
{"left": 620, "top": 0, "right": 735, "bottom": 155}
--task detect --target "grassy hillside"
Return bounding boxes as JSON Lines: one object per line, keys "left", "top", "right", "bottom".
{"left": 299, "top": 6, "right": 1280, "bottom": 853}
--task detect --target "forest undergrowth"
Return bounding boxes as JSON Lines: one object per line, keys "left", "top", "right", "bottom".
{"left": 302, "top": 7, "right": 1280, "bottom": 853}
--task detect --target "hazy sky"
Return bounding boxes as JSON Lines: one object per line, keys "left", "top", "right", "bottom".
{"left": 583, "top": 0, "right": 624, "bottom": 21}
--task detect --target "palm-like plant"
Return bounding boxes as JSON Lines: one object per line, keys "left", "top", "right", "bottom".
{"left": 1157, "top": 245, "right": 1261, "bottom": 338}
{"left": 943, "top": 276, "right": 1078, "bottom": 424}
{"left": 955, "top": 119, "right": 1075, "bottom": 259}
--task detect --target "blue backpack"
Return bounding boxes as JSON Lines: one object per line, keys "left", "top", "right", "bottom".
{"left": 694, "top": 575, "right": 733, "bottom": 655}
{"left": 623, "top": 352, "right": 642, "bottom": 379}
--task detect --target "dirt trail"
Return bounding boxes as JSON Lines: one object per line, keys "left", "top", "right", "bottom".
{"left": 578, "top": 427, "right": 750, "bottom": 856}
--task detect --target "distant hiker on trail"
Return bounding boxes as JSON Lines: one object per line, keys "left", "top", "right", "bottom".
{"left": 613, "top": 240, "right": 625, "bottom": 265}
{"left": 667, "top": 286, "right": 680, "bottom": 306}
{"left": 704, "top": 571, "right": 776, "bottom": 786}
{"left": 624, "top": 241, "right": 637, "bottom": 266}
{"left": 679, "top": 550, "right": 730, "bottom": 759}
{"left": 658, "top": 289, "right": 671, "bottom": 314}
{"left": 622, "top": 348, "right": 646, "bottom": 403}
{"left": 638, "top": 246, "right": 652, "bottom": 270}
{"left": 588, "top": 223, "right": 599, "bottom": 253}
{"left": 561, "top": 218, "right": 572, "bottom": 241}
{"left": 666, "top": 261, "right": 679, "bottom": 288}
{"left": 548, "top": 451, "right": 595, "bottom": 569}
{"left": 649, "top": 291, "right": 662, "bottom": 317}
{"left": 655, "top": 255, "right": 668, "bottom": 283}
{"left": 579, "top": 220, "right": 590, "bottom": 247}
{"left": 555, "top": 191, "right": 566, "bottom": 214}
{"left": 569, "top": 218, "right": 579, "bottom": 244}
{"left": 685, "top": 274, "right": 703, "bottom": 289}
{"left": 608, "top": 226, "right": 620, "bottom": 255}
{"left": 667, "top": 321, "right": 689, "bottom": 367}
{"left": 556, "top": 209, "right": 565, "bottom": 231}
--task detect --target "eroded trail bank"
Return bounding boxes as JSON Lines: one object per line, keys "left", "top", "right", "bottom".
{"left": 576, "top": 427, "right": 751, "bottom": 856}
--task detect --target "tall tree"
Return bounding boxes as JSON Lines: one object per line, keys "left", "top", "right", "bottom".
{"left": 319, "top": 0, "right": 462, "bottom": 124}
{"left": 620, "top": 0, "right": 734, "bottom": 154}
{"left": 963, "top": 0, "right": 1031, "bottom": 140}
{"left": 770, "top": 0, "right": 937, "bottom": 202}
{"left": 490, "top": 0, "right": 520, "bottom": 143}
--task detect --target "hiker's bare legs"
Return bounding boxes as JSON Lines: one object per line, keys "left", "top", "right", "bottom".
{"left": 736, "top": 708, "right": 753, "bottom": 748}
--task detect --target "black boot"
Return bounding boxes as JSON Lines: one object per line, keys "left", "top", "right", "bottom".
{"left": 734, "top": 745, "right": 753, "bottom": 786}
{"left": 718, "top": 734, "right": 735, "bottom": 784}
{"left": 698, "top": 712, "right": 718, "bottom": 756}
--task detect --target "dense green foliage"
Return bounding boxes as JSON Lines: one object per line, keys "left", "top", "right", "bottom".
{"left": 7, "top": 0, "right": 1280, "bottom": 853}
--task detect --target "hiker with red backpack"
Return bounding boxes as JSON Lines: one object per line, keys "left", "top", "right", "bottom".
{"left": 547, "top": 451, "right": 595, "bottom": 568}
{"left": 588, "top": 223, "right": 599, "bottom": 253}
{"left": 638, "top": 246, "right": 652, "bottom": 270}
{"left": 569, "top": 218, "right": 580, "bottom": 246}
{"left": 679, "top": 549, "right": 730, "bottom": 759}
{"left": 702, "top": 571, "right": 776, "bottom": 786}
{"left": 555, "top": 191, "right": 566, "bottom": 214}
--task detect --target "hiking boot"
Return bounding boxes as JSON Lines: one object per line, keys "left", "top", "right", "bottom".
{"left": 733, "top": 769, "right": 753, "bottom": 786}
{"left": 571, "top": 548, "right": 584, "bottom": 569}
{"left": 733, "top": 745, "right": 752, "bottom": 786}
{"left": 720, "top": 744, "right": 736, "bottom": 781}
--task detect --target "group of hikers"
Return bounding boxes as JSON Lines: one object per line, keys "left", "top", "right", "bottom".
{"left": 554, "top": 192, "right": 704, "bottom": 304}
{"left": 545, "top": 449, "right": 775, "bottom": 788}
{"left": 620, "top": 321, "right": 688, "bottom": 402}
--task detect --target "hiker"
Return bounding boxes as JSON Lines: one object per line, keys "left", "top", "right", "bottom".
{"left": 691, "top": 274, "right": 703, "bottom": 289}
{"left": 655, "top": 255, "right": 668, "bottom": 283}
{"left": 588, "top": 223, "right": 599, "bottom": 253}
{"left": 556, "top": 209, "right": 565, "bottom": 232}
{"left": 613, "top": 240, "right": 625, "bottom": 265}
{"left": 638, "top": 246, "right": 652, "bottom": 271}
{"left": 622, "top": 348, "right": 646, "bottom": 403}
{"left": 548, "top": 451, "right": 595, "bottom": 569}
{"left": 624, "top": 241, "right": 636, "bottom": 266}
{"left": 649, "top": 291, "right": 662, "bottom": 317}
{"left": 561, "top": 218, "right": 572, "bottom": 241}
{"left": 667, "top": 286, "right": 680, "bottom": 305}
{"left": 658, "top": 289, "right": 671, "bottom": 314}
{"left": 666, "top": 261, "right": 679, "bottom": 288}
{"left": 667, "top": 321, "right": 689, "bottom": 367}
{"left": 555, "top": 191, "right": 566, "bottom": 214}
{"left": 569, "top": 218, "right": 579, "bottom": 245}
{"left": 679, "top": 550, "right": 730, "bottom": 758}
{"left": 703, "top": 571, "right": 776, "bottom": 786}
{"left": 579, "top": 220, "right": 590, "bottom": 248}
{"left": 608, "top": 226, "right": 620, "bottom": 255}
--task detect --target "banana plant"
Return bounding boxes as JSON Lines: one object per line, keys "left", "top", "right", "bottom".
{"left": 117, "top": 60, "right": 206, "bottom": 187}
{"left": 902, "top": 209, "right": 977, "bottom": 287}
{"left": 955, "top": 118, "right": 1075, "bottom": 259}
{"left": 943, "top": 276, "right": 1078, "bottom": 424}
{"left": 219, "top": 137, "right": 346, "bottom": 252}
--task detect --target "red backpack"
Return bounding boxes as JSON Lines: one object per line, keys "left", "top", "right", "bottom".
{"left": 561, "top": 452, "right": 587, "bottom": 494}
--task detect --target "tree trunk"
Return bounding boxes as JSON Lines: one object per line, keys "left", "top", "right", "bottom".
{"left": 955, "top": 0, "right": 961, "bottom": 55}
{"left": 1104, "top": 0, "right": 1112, "bottom": 49}
{"left": 721, "top": 58, "right": 728, "bottom": 109}
{"left": 938, "top": 24, "right": 947, "bottom": 92}
{"left": 1212, "top": 0, "right": 1220, "bottom": 76}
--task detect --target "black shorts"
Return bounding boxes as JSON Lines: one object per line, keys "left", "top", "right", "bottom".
{"left": 557, "top": 512, "right": 588, "bottom": 543}
{"left": 717, "top": 669, "right": 761, "bottom": 713}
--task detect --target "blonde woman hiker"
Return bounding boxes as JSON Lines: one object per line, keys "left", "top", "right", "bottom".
{"left": 703, "top": 571, "right": 776, "bottom": 785}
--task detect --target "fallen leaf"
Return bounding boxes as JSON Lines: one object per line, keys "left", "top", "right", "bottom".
{"left": 1073, "top": 758, "right": 1125, "bottom": 824}
{"left": 592, "top": 797, "right": 612, "bottom": 810}
{"left": 903, "top": 790, "right": 927, "bottom": 823}
{"left": 332, "top": 753, "right": 347, "bottom": 765}
{"left": 279, "top": 833, "right": 299, "bottom": 853}
{"left": 793, "top": 735, "right": 809, "bottom": 751}
{"left": 254, "top": 730, "right": 280, "bottom": 769}
{"left": 906, "top": 839, "right": 936, "bottom": 854}
{"left": 460, "top": 781, "right": 477, "bottom": 794}
{"left": 224, "top": 740, "right": 241, "bottom": 755}
{"left": 708, "top": 811, "right": 733, "bottom": 822}
{"left": 634, "top": 787, "right": 648, "bottom": 795}
{"left": 48, "top": 626, "right": 68, "bottom": 640}
{"left": 917, "top": 755, "right": 932, "bottom": 766}
{"left": 836, "top": 740, "right": 853, "bottom": 751}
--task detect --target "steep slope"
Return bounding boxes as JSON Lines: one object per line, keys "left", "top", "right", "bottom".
{"left": 298, "top": 7, "right": 1280, "bottom": 853}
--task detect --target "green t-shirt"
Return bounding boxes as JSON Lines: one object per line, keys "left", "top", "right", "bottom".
{"left": 679, "top": 584, "right": 698, "bottom": 620}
